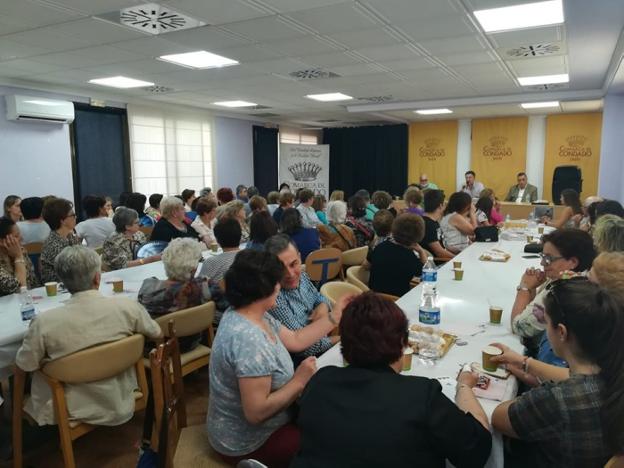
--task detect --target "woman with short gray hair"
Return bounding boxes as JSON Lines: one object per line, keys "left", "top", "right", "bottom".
{"left": 138, "top": 238, "right": 225, "bottom": 351}
{"left": 318, "top": 200, "right": 356, "bottom": 252}
{"left": 102, "top": 207, "right": 160, "bottom": 271}
{"left": 54, "top": 244, "right": 101, "bottom": 293}
{"left": 150, "top": 196, "right": 200, "bottom": 243}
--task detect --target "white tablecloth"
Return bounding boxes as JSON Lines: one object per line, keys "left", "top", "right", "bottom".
{"left": 317, "top": 238, "right": 545, "bottom": 468}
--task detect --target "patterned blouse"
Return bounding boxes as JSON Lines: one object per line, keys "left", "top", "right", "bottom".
{"left": 345, "top": 215, "right": 374, "bottom": 248}
{"left": 0, "top": 249, "right": 39, "bottom": 296}
{"left": 101, "top": 231, "right": 147, "bottom": 271}
{"left": 40, "top": 230, "right": 81, "bottom": 283}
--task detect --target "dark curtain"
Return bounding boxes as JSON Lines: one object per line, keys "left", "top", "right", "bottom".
{"left": 323, "top": 124, "right": 408, "bottom": 197}
{"left": 253, "top": 126, "right": 278, "bottom": 195}
{"left": 71, "top": 104, "right": 131, "bottom": 219}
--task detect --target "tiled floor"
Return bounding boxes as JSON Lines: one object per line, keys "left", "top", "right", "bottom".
{"left": 1, "top": 369, "right": 210, "bottom": 468}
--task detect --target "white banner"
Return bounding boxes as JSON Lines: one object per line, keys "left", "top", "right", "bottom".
{"left": 279, "top": 143, "right": 330, "bottom": 195}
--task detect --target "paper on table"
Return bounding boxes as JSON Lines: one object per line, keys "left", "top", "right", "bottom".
{"left": 473, "top": 375, "right": 509, "bottom": 401}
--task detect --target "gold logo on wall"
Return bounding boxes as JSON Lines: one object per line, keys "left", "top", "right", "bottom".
{"left": 483, "top": 136, "right": 512, "bottom": 159}
{"left": 419, "top": 138, "right": 445, "bottom": 160}
{"left": 559, "top": 134, "right": 592, "bottom": 159}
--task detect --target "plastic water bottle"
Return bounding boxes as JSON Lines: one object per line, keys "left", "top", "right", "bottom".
{"left": 19, "top": 286, "right": 36, "bottom": 321}
{"left": 528, "top": 209, "right": 537, "bottom": 230}
{"left": 505, "top": 214, "right": 511, "bottom": 222}
{"left": 419, "top": 257, "right": 440, "bottom": 325}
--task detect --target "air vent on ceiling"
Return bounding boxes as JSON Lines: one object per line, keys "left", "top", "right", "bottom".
{"left": 145, "top": 85, "right": 174, "bottom": 93}
{"left": 288, "top": 68, "right": 340, "bottom": 80}
{"left": 524, "top": 83, "right": 570, "bottom": 91}
{"left": 252, "top": 113, "right": 279, "bottom": 118}
{"left": 501, "top": 41, "right": 566, "bottom": 60}
{"left": 117, "top": 3, "right": 205, "bottom": 35}
{"left": 356, "top": 95, "right": 393, "bottom": 103}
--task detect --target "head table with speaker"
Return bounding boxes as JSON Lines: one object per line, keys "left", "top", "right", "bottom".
{"left": 317, "top": 239, "right": 548, "bottom": 468}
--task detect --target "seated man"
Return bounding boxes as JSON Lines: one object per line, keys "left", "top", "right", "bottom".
{"left": 265, "top": 234, "right": 338, "bottom": 363}
{"left": 15, "top": 245, "right": 161, "bottom": 426}
{"left": 461, "top": 170, "right": 484, "bottom": 199}
{"left": 420, "top": 190, "right": 455, "bottom": 261}
{"left": 418, "top": 174, "right": 438, "bottom": 191}
{"left": 505, "top": 172, "right": 538, "bottom": 203}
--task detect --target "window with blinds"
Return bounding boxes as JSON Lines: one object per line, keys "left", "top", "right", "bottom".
{"left": 127, "top": 105, "right": 214, "bottom": 196}
{"left": 279, "top": 128, "right": 319, "bottom": 145}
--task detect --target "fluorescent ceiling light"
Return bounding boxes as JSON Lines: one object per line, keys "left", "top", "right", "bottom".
{"left": 415, "top": 108, "right": 453, "bottom": 115}
{"left": 521, "top": 101, "right": 560, "bottom": 109}
{"left": 474, "top": 0, "right": 564, "bottom": 33}
{"left": 517, "top": 73, "right": 569, "bottom": 86}
{"left": 88, "top": 76, "right": 154, "bottom": 88}
{"left": 213, "top": 100, "right": 257, "bottom": 107}
{"left": 158, "top": 50, "right": 239, "bottom": 69}
{"left": 305, "top": 93, "right": 353, "bottom": 102}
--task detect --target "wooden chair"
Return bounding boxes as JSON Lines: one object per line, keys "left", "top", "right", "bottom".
{"left": 346, "top": 265, "right": 370, "bottom": 292}
{"left": 149, "top": 329, "right": 230, "bottom": 468}
{"left": 13, "top": 334, "right": 148, "bottom": 468}
{"left": 305, "top": 248, "right": 343, "bottom": 287}
{"left": 320, "top": 281, "right": 362, "bottom": 308}
{"left": 605, "top": 455, "right": 624, "bottom": 468}
{"left": 146, "top": 302, "right": 216, "bottom": 377}
{"left": 24, "top": 242, "right": 43, "bottom": 281}
{"left": 376, "top": 292, "right": 400, "bottom": 302}
{"left": 341, "top": 246, "right": 367, "bottom": 269}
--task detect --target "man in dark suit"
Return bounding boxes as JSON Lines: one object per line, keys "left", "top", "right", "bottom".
{"left": 505, "top": 172, "right": 538, "bottom": 203}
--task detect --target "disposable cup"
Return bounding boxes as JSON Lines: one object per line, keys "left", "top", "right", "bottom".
{"left": 45, "top": 282, "right": 58, "bottom": 297}
{"left": 482, "top": 346, "right": 503, "bottom": 372}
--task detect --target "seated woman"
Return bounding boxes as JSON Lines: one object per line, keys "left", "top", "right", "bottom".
{"left": 511, "top": 229, "right": 596, "bottom": 353}
{"left": 102, "top": 207, "right": 160, "bottom": 271}
{"left": 150, "top": 196, "right": 199, "bottom": 243}
{"left": 126, "top": 192, "right": 155, "bottom": 227}
{"left": 345, "top": 195, "right": 374, "bottom": 248}
{"left": 191, "top": 197, "right": 218, "bottom": 247}
{"left": 218, "top": 200, "right": 250, "bottom": 243}
{"left": 478, "top": 189, "right": 504, "bottom": 225}
{"left": 403, "top": 187, "right": 424, "bottom": 215}
{"left": 329, "top": 190, "right": 344, "bottom": 202}
{"left": 16, "top": 246, "right": 161, "bottom": 426}
{"left": 3, "top": 195, "right": 22, "bottom": 222}
{"left": 248, "top": 195, "right": 268, "bottom": 216}
{"left": 542, "top": 188, "right": 583, "bottom": 229}
{"left": 370, "top": 209, "right": 394, "bottom": 250}
{"left": 0, "top": 217, "right": 39, "bottom": 296}
{"left": 138, "top": 238, "right": 224, "bottom": 351}
{"left": 267, "top": 191, "right": 280, "bottom": 215}
{"left": 40, "top": 198, "right": 81, "bottom": 283}
{"left": 317, "top": 200, "right": 356, "bottom": 252}
{"left": 312, "top": 194, "right": 328, "bottom": 225}
{"left": 247, "top": 211, "right": 278, "bottom": 251}
{"left": 475, "top": 196, "right": 495, "bottom": 226}
{"left": 145, "top": 193, "right": 162, "bottom": 221}
{"left": 207, "top": 249, "right": 350, "bottom": 467}
{"left": 280, "top": 208, "right": 320, "bottom": 261}
{"left": 593, "top": 214, "right": 624, "bottom": 253}
{"left": 466, "top": 280, "right": 623, "bottom": 467}
{"left": 293, "top": 293, "right": 491, "bottom": 468}
{"left": 440, "top": 192, "right": 477, "bottom": 253}
{"left": 368, "top": 213, "right": 424, "bottom": 297}
{"left": 75, "top": 195, "right": 115, "bottom": 248}
{"left": 17, "top": 197, "right": 50, "bottom": 245}
{"left": 216, "top": 187, "right": 235, "bottom": 206}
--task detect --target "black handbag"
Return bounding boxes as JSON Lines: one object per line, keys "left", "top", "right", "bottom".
{"left": 474, "top": 226, "right": 499, "bottom": 242}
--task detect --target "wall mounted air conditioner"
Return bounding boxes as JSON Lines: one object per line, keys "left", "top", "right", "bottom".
{"left": 5, "top": 94, "right": 75, "bottom": 123}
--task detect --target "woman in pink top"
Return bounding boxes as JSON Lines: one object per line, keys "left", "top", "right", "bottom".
{"left": 480, "top": 189, "right": 504, "bottom": 224}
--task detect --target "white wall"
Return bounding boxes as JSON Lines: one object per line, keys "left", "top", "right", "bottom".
{"left": 214, "top": 116, "right": 262, "bottom": 189}
{"left": 598, "top": 93, "right": 624, "bottom": 202}
{"left": 0, "top": 86, "right": 75, "bottom": 203}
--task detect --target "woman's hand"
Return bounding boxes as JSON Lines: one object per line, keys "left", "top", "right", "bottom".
{"left": 489, "top": 343, "right": 524, "bottom": 368}
{"left": 520, "top": 267, "right": 546, "bottom": 290}
{"left": 1, "top": 234, "right": 24, "bottom": 260}
{"left": 331, "top": 294, "right": 356, "bottom": 323}
{"left": 457, "top": 370, "right": 479, "bottom": 388}
{"left": 292, "top": 356, "right": 317, "bottom": 388}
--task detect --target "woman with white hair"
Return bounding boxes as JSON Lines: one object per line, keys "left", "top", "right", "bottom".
{"left": 102, "top": 207, "right": 160, "bottom": 271}
{"left": 138, "top": 238, "right": 224, "bottom": 351}
{"left": 593, "top": 214, "right": 624, "bottom": 253}
{"left": 150, "top": 196, "right": 199, "bottom": 243}
{"left": 317, "top": 200, "right": 356, "bottom": 251}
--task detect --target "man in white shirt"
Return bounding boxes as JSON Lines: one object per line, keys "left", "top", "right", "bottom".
{"left": 461, "top": 171, "right": 485, "bottom": 199}
{"left": 16, "top": 246, "right": 161, "bottom": 426}
{"left": 296, "top": 189, "right": 322, "bottom": 228}
{"left": 17, "top": 197, "right": 50, "bottom": 244}
{"left": 75, "top": 195, "right": 115, "bottom": 248}
{"left": 505, "top": 172, "right": 538, "bottom": 203}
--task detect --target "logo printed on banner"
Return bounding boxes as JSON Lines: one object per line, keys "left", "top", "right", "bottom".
{"left": 482, "top": 136, "right": 512, "bottom": 159}
{"left": 559, "top": 135, "right": 592, "bottom": 160}
{"left": 419, "top": 138, "right": 446, "bottom": 160}
{"left": 288, "top": 162, "right": 322, "bottom": 181}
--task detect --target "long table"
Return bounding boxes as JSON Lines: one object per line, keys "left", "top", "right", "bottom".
{"left": 317, "top": 238, "right": 545, "bottom": 468}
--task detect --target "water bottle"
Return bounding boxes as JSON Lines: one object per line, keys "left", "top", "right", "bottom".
{"left": 505, "top": 214, "right": 511, "bottom": 222}
{"left": 528, "top": 209, "right": 537, "bottom": 230}
{"left": 19, "top": 286, "right": 36, "bottom": 321}
{"left": 419, "top": 288, "right": 440, "bottom": 326}
{"left": 421, "top": 256, "right": 437, "bottom": 297}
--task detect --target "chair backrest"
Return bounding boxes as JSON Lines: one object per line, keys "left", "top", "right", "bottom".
{"left": 346, "top": 266, "right": 370, "bottom": 292}
{"left": 150, "top": 326, "right": 186, "bottom": 468}
{"left": 305, "top": 248, "right": 342, "bottom": 285}
{"left": 155, "top": 302, "right": 215, "bottom": 338}
{"left": 341, "top": 246, "right": 368, "bottom": 267}
{"left": 139, "top": 226, "right": 154, "bottom": 239}
{"left": 320, "top": 281, "right": 362, "bottom": 307}
{"left": 24, "top": 242, "right": 43, "bottom": 254}
{"left": 42, "top": 334, "right": 145, "bottom": 384}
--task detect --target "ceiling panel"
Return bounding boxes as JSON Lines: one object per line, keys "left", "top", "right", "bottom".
{"left": 288, "top": 3, "right": 378, "bottom": 34}
{"left": 162, "top": 0, "right": 271, "bottom": 25}
{"left": 508, "top": 55, "right": 568, "bottom": 76}
{"left": 265, "top": 36, "right": 339, "bottom": 57}
{"left": 377, "top": 57, "right": 435, "bottom": 71}
{"left": 33, "top": 0, "right": 142, "bottom": 15}
{"left": 3, "top": 29, "right": 94, "bottom": 52}
{"left": 362, "top": 0, "right": 460, "bottom": 23}
{"left": 0, "top": 58, "right": 69, "bottom": 74}
{"left": 213, "top": 44, "right": 284, "bottom": 62}
{"left": 161, "top": 26, "right": 251, "bottom": 50}
{"left": 0, "top": 40, "right": 52, "bottom": 61}
{"left": 110, "top": 37, "right": 194, "bottom": 56}
{"left": 419, "top": 35, "right": 487, "bottom": 55}
{"left": 440, "top": 50, "right": 496, "bottom": 66}
{"left": 393, "top": 16, "right": 476, "bottom": 41}
{"left": 0, "top": 1, "right": 84, "bottom": 28}
{"left": 354, "top": 44, "right": 420, "bottom": 61}
{"left": 257, "top": 0, "right": 353, "bottom": 13}
{"left": 44, "top": 18, "right": 146, "bottom": 45}
{"left": 296, "top": 52, "right": 361, "bottom": 68}
{"left": 489, "top": 25, "right": 564, "bottom": 49}
{"left": 221, "top": 17, "right": 307, "bottom": 42}
{"left": 327, "top": 27, "right": 400, "bottom": 49}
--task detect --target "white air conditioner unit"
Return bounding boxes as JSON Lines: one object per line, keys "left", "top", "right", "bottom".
{"left": 5, "top": 95, "right": 75, "bottom": 123}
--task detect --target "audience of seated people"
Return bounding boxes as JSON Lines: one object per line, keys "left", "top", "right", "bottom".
{"left": 218, "top": 200, "right": 250, "bottom": 243}
{"left": 317, "top": 200, "right": 356, "bottom": 251}
{"left": 181, "top": 189, "right": 198, "bottom": 221}
{"left": 345, "top": 195, "right": 374, "bottom": 247}
{"left": 145, "top": 193, "right": 162, "bottom": 221}
{"left": 247, "top": 211, "right": 278, "bottom": 251}
{"left": 125, "top": 192, "right": 156, "bottom": 227}
{"left": 216, "top": 187, "right": 235, "bottom": 206}
{"left": 280, "top": 208, "right": 320, "bottom": 262}
{"left": 40, "top": 197, "right": 81, "bottom": 283}
{"left": 461, "top": 170, "right": 485, "bottom": 198}
{"left": 478, "top": 188, "right": 504, "bottom": 225}
{"left": 243, "top": 186, "right": 260, "bottom": 216}
{"left": 75, "top": 195, "right": 115, "bottom": 248}
{"left": 403, "top": 187, "right": 424, "bottom": 216}
{"left": 371, "top": 190, "right": 393, "bottom": 213}
{"left": 235, "top": 184, "right": 248, "bottom": 202}
{"left": 248, "top": 194, "right": 268, "bottom": 217}
{"left": 369, "top": 209, "right": 394, "bottom": 250}
{"left": 440, "top": 191, "right": 477, "bottom": 253}
{"left": 0, "top": 216, "right": 39, "bottom": 296}
{"left": 593, "top": 214, "right": 624, "bottom": 253}
{"left": 102, "top": 207, "right": 160, "bottom": 271}
{"left": 542, "top": 188, "right": 583, "bottom": 229}
{"left": 273, "top": 191, "right": 295, "bottom": 225}
{"left": 266, "top": 191, "right": 280, "bottom": 215}
{"left": 329, "top": 190, "right": 344, "bottom": 201}
{"left": 475, "top": 195, "right": 496, "bottom": 227}
{"left": 16, "top": 197, "right": 50, "bottom": 245}
{"left": 150, "top": 196, "right": 199, "bottom": 243}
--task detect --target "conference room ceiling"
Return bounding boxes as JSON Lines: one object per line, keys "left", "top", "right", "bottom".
{"left": 0, "top": 0, "right": 622, "bottom": 127}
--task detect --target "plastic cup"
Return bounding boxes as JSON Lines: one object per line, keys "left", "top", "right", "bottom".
{"left": 482, "top": 346, "right": 503, "bottom": 372}
{"left": 453, "top": 261, "right": 462, "bottom": 269}
{"left": 538, "top": 226, "right": 545, "bottom": 235}
{"left": 112, "top": 279, "right": 124, "bottom": 293}
{"left": 210, "top": 243, "right": 218, "bottom": 253}
{"left": 489, "top": 306, "right": 503, "bottom": 324}
{"left": 527, "top": 235, "right": 534, "bottom": 243}
{"left": 45, "top": 282, "right": 58, "bottom": 297}
{"left": 402, "top": 348, "right": 414, "bottom": 371}
{"left": 454, "top": 269, "right": 464, "bottom": 281}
